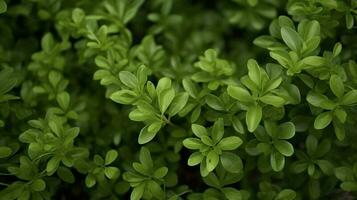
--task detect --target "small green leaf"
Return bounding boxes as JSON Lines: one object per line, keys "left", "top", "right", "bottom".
{"left": 301, "top": 56, "right": 325, "bottom": 67}
{"left": 220, "top": 152, "right": 243, "bottom": 173}
{"left": 46, "top": 156, "right": 60, "bottom": 174}
{"left": 206, "top": 94, "right": 225, "bottom": 111}
{"left": 110, "top": 90, "right": 137, "bottom": 104}
{"left": 340, "top": 90, "right": 357, "bottom": 105}
{"left": 278, "top": 122, "right": 295, "bottom": 139}
{"left": 153, "top": 167, "right": 168, "bottom": 179}
{"left": 168, "top": 92, "right": 189, "bottom": 116}
{"left": 119, "top": 71, "right": 138, "bottom": 88}
{"left": 159, "top": 88, "right": 175, "bottom": 113}
{"left": 188, "top": 152, "right": 204, "bottom": 166}
{"left": 247, "top": 59, "right": 261, "bottom": 86}
{"left": 316, "top": 160, "right": 334, "bottom": 175}
{"left": 275, "top": 189, "right": 296, "bottom": 200}
{"left": 346, "top": 12, "right": 354, "bottom": 29}
{"left": 56, "top": 92, "right": 70, "bottom": 110}
{"left": 183, "top": 138, "right": 203, "bottom": 150}
{"left": 182, "top": 78, "right": 198, "bottom": 98}
{"left": 131, "top": 183, "right": 145, "bottom": 200}
{"left": 329, "top": 75, "right": 344, "bottom": 98}
{"left": 281, "top": 26, "right": 303, "bottom": 51}
{"left": 139, "top": 147, "right": 153, "bottom": 169}
{"left": 0, "top": 0, "right": 7, "bottom": 14}
{"left": 105, "top": 150, "right": 118, "bottom": 165}
{"left": 85, "top": 174, "right": 96, "bottom": 188}
{"left": 57, "top": 167, "right": 75, "bottom": 183}
{"left": 31, "top": 179, "right": 46, "bottom": 192}
{"left": 306, "top": 135, "right": 317, "bottom": 156}
{"left": 104, "top": 167, "right": 120, "bottom": 179}
{"left": 335, "top": 167, "right": 354, "bottom": 181}
{"left": 314, "top": 112, "right": 332, "bottom": 129}
{"left": 0, "top": 146, "right": 12, "bottom": 158}
{"left": 246, "top": 104, "right": 262, "bottom": 132}
{"left": 259, "top": 94, "right": 285, "bottom": 107}
{"left": 217, "top": 136, "right": 243, "bottom": 150}
{"left": 206, "top": 150, "right": 219, "bottom": 172}
{"left": 191, "top": 124, "right": 207, "bottom": 138}
{"left": 227, "top": 85, "right": 252, "bottom": 102}
{"left": 274, "top": 140, "right": 294, "bottom": 157}
{"left": 333, "top": 43, "right": 342, "bottom": 57}
{"left": 270, "top": 151, "right": 285, "bottom": 171}
{"left": 341, "top": 182, "right": 357, "bottom": 191}
{"left": 138, "top": 125, "right": 159, "bottom": 144}
{"left": 211, "top": 118, "right": 224, "bottom": 143}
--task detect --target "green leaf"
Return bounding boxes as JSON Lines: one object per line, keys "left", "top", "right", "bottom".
{"left": 247, "top": 59, "right": 261, "bottom": 86}
{"left": 206, "top": 94, "right": 225, "bottom": 111}
{"left": 105, "top": 150, "right": 118, "bottom": 165}
{"left": 222, "top": 188, "right": 243, "bottom": 200}
{"left": 46, "top": 156, "right": 60, "bottom": 174}
{"left": 206, "top": 150, "right": 219, "bottom": 172}
{"left": 335, "top": 167, "right": 354, "bottom": 181}
{"left": 333, "top": 120, "right": 345, "bottom": 141}
{"left": 274, "top": 140, "right": 294, "bottom": 157}
{"left": 246, "top": 104, "right": 262, "bottom": 132}
{"left": 259, "top": 94, "right": 285, "bottom": 107}
{"left": 340, "top": 90, "right": 357, "bottom": 105}
{"left": 188, "top": 152, "right": 204, "bottom": 166}
{"left": 0, "top": 146, "right": 12, "bottom": 158}
{"left": 329, "top": 75, "right": 344, "bottom": 98}
{"left": 119, "top": 71, "right": 138, "bottom": 88}
{"left": 191, "top": 124, "right": 207, "bottom": 138}
{"left": 153, "top": 167, "right": 168, "bottom": 179}
{"left": 281, "top": 26, "right": 303, "bottom": 51}
{"left": 110, "top": 90, "right": 137, "bottom": 104}
{"left": 147, "top": 180, "right": 164, "bottom": 199}
{"left": 227, "top": 85, "right": 253, "bottom": 102}
{"left": 158, "top": 88, "right": 175, "bottom": 113}
{"left": 333, "top": 43, "right": 342, "bottom": 57}
{"left": 131, "top": 183, "right": 145, "bottom": 200}
{"left": 138, "top": 125, "right": 158, "bottom": 144}
{"left": 31, "top": 179, "right": 46, "bottom": 192}
{"left": 182, "top": 78, "right": 198, "bottom": 98}
{"left": 139, "top": 147, "right": 153, "bottom": 169}
{"left": 0, "top": 0, "right": 7, "bottom": 14}
{"left": 307, "top": 92, "right": 335, "bottom": 110}
{"left": 156, "top": 77, "right": 172, "bottom": 94}
{"left": 104, "top": 167, "right": 120, "bottom": 179}
{"left": 316, "top": 160, "right": 333, "bottom": 175}
{"left": 270, "top": 151, "right": 285, "bottom": 171}
{"left": 314, "top": 112, "right": 332, "bottom": 129}
{"left": 341, "top": 182, "right": 357, "bottom": 191}
{"left": 306, "top": 135, "right": 317, "bottom": 156}
{"left": 85, "top": 174, "right": 96, "bottom": 188}
{"left": 301, "top": 56, "right": 325, "bottom": 67}
{"left": 211, "top": 118, "right": 224, "bottom": 143}
{"left": 183, "top": 138, "right": 203, "bottom": 150}
{"left": 72, "top": 8, "right": 85, "bottom": 24}
{"left": 275, "top": 189, "right": 296, "bottom": 200}
{"left": 278, "top": 122, "right": 295, "bottom": 139}
{"left": 217, "top": 136, "right": 243, "bottom": 150}
{"left": 56, "top": 92, "right": 70, "bottom": 110}
{"left": 334, "top": 108, "right": 347, "bottom": 123}
{"left": 220, "top": 152, "right": 243, "bottom": 173}
{"left": 346, "top": 12, "right": 354, "bottom": 29}
{"left": 57, "top": 167, "right": 75, "bottom": 183}
{"left": 168, "top": 92, "right": 189, "bottom": 116}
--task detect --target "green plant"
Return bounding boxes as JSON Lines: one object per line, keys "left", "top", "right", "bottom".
{"left": 1, "top": 0, "right": 357, "bottom": 199}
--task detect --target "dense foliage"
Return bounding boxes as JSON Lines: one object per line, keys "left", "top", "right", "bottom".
{"left": 1, "top": 0, "right": 357, "bottom": 199}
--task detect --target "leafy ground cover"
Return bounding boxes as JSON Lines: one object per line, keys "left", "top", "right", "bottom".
{"left": 1, "top": 0, "right": 357, "bottom": 199}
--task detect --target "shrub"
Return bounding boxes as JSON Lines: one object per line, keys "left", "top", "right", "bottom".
{"left": 1, "top": 0, "right": 357, "bottom": 199}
